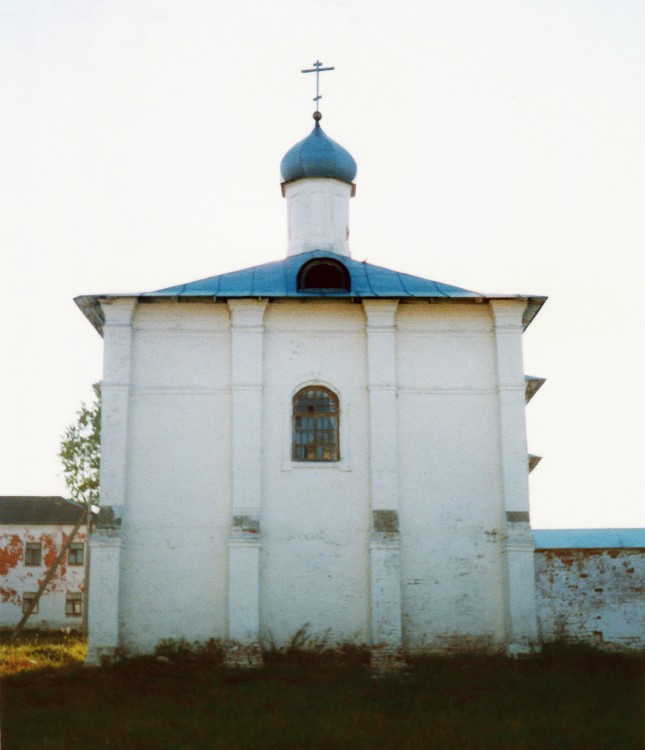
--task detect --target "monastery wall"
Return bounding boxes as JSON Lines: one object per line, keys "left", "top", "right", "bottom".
{"left": 535, "top": 548, "right": 645, "bottom": 651}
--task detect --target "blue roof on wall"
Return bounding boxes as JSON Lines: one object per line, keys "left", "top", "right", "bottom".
{"left": 533, "top": 529, "right": 645, "bottom": 549}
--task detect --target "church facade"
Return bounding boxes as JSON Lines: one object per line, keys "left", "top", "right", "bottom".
{"left": 77, "top": 113, "right": 546, "bottom": 667}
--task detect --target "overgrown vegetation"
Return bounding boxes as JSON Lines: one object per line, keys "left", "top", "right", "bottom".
{"left": 153, "top": 637, "right": 225, "bottom": 665}
{"left": 263, "top": 624, "right": 370, "bottom": 665}
{"left": 2, "top": 636, "right": 643, "bottom": 749}
{"left": 0, "top": 630, "right": 85, "bottom": 677}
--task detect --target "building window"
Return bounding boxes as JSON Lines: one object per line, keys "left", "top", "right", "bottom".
{"left": 68, "top": 542, "right": 84, "bottom": 566}
{"left": 22, "top": 592, "right": 38, "bottom": 614}
{"left": 293, "top": 386, "right": 339, "bottom": 461}
{"left": 25, "top": 542, "right": 42, "bottom": 566}
{"left": 66, "top": 592, "right": 83, "bottom": 617}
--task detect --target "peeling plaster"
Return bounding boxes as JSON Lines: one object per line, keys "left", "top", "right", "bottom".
{"left": 0, "top": 526, "right": 86, "bottom": 629}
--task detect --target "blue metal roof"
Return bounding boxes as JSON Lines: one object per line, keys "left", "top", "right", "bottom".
{"left": 533, "top": 529, "right": 645, "bottom": 549}
{"left": 146, "top": 250, "right": 481, "bottom": 299}
{"left": 280, "top": 120, "right": 357, "bottom": 184}
{"left": 75, "top": 250, "right": 546, "bottom": 335}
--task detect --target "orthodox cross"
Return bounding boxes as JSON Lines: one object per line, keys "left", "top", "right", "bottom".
{"left": 301, "top": 60, "right": 335, "bottom": 111}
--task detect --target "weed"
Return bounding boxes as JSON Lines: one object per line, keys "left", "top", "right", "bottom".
{"left": 153, "top": 637, "right": 225, "bottom": 665}
{"left": 263, "top": 625, "right": 370, "bottom": 665}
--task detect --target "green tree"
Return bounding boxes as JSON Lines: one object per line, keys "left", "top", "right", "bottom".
{"left": 59, "top": 383, "right": 101, "bottom": 505}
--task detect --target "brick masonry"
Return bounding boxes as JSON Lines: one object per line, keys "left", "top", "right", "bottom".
{"left": 535, "top": 548, "right": 644, "bottom": 650}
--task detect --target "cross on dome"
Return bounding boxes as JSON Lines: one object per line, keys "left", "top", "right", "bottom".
{"left": 301, "top": 59, "right": 335, "bottom": 111}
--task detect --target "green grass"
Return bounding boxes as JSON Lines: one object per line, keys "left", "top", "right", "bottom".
{"left": 1, "top": 636, "right": 643, "bottom": 749}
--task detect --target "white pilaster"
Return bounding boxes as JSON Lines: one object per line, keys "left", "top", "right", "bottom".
{"left": 364, "top": 301, "right": 399, "bottom": 511}
{"left": 226, "top": 300, "right": 267, "bottom": 663}
{"left": 502, "top": 516, "right": 540, "bottom": 656}
{"left": 86, "top": 297, "right": 136, "bottom": 664}
{"left": 85, "top": 535, "right": 123, "bottom": 665}
{"left": 363, "top": 300, "right": 404, "bottom": 667}
{"left": 283, "top": 178, "right": 354, "bottom": 257}
{"left": 99, "top": 299, "right": 137, "bottom": 514}
{"left": 228, "top": 532, "right": 261, "bottom": 644}
{"left": 491, "top": 300, "right": 539, "bottom": 654}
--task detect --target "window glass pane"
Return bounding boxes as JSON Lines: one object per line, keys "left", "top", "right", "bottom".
{"left": 68, "top": 543, "right": 84, "bottom": 565}
{"left": 25, "top": 543, "right": 42, "bottom": 566}
{"left": 292, "top": 387, "right": 339, "bottom": 462}
{"left": 66, "top": 593, "right": 82, "bottom": 617}
{"left": 22, "top": 593, "right": 38, "bottom": 614}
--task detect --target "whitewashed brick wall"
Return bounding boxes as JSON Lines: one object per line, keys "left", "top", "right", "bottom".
{"left": 535, "top": 548, "right": 645, "bottom": 650}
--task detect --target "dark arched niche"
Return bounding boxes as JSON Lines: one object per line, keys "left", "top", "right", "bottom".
{"left": 297, "top": 258, "right": 351, "bottom": 292}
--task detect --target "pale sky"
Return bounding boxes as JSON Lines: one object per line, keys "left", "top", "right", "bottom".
{"left": 1, "top": 0, "right": 643, "bottom": 529}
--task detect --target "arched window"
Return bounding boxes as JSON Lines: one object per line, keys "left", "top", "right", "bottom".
{"left": 292, "top": 386, "right": 339, "bottom": 462}
{"left": 297, "top": 258, "right": 350, "bottom": 292}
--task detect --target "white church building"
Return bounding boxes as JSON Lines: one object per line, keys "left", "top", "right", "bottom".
{"left": 77, "top": 110, "right": 547, "bottom": 667}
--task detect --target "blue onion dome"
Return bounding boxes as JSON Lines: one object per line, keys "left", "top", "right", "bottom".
{"left": 280, "top": 112, "right": 357, "bottom": 184}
